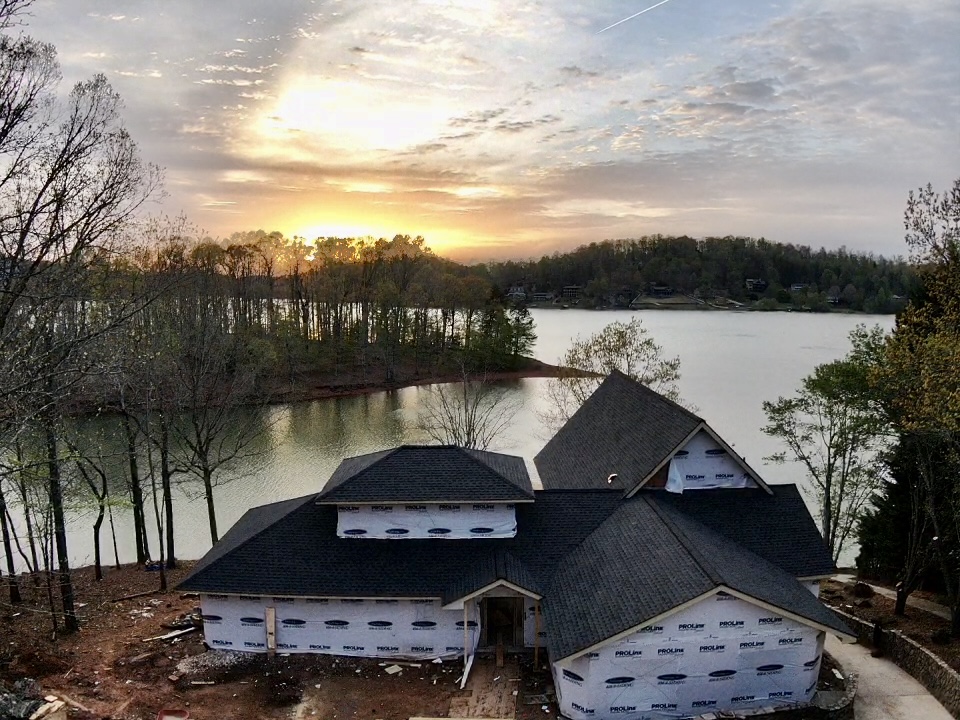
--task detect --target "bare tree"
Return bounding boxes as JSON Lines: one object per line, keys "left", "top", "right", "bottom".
{"left": 0, "top": 1, "right": 161, "bottom": 632}
{"left": 416, "top": 369, "right": 521, "bottom": 450}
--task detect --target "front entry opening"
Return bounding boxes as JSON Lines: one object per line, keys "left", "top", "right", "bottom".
{"left": 480, "top": 596, "right": 524, "bottom": 648}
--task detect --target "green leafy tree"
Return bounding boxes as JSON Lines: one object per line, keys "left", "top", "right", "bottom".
{"left": 541, "top": 318, "right": 681, "bottom": 431}
{"left": 763, "top": 325, "right": 889, "bottom": 563}
{"left": 880, "top": 178, "right": 960, "bottom": 632}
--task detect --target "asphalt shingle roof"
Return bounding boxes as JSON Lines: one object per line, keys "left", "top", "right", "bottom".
{"left": 545, "top": 495, "right": 850, "bottom": 660}
{"left": 318, "top": 445, "right": 534, "bottom": 503}
{"left": 179, "top": 490, "right": 623, "bottom": 599}
{"left": 534, "top": 370, "right": 702, "bottom": 492}
{"left": 656, "top": 485, "right": 836, "bottom": 578}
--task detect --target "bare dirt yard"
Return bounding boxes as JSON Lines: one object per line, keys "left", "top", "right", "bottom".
{"left": 0, "top": 564, "right": 471, "bottom": 719}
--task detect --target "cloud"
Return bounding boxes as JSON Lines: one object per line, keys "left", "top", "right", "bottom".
{"left": 22, "top": 0, "right": 960, "bottom": 259}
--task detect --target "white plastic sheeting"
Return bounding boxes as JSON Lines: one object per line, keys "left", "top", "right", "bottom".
{"left": 200, "top": 594, "right": 481, "bottom": 660}
{"left": 553, "top": 593, "right": 824, "bottom": 720}
{"left": 524, "top": 597, "right": 547, "bottom": 648}
{"left": 666, "top": 431, "right": 757, "bottom": 493}
{"left": 336, "top": 503, "right": 517, "bottom": 539}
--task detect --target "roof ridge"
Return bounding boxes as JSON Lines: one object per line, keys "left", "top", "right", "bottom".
{"left": 457, "top": 446, "right": 534, "bottom": 497}
{"left": 642, "top": 495, "right": 725, "bottom": 586}
{"left": 608, "top": 369, "right": 703, "bottom": 422}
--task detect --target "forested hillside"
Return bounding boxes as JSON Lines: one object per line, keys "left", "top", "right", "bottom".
{"left": 485, "top": 236, "right": 912, "bottom": 313}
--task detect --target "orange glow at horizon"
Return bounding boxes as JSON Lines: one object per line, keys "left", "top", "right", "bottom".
{"left": 290, "top": 220, "right": 470, "bottom": 255}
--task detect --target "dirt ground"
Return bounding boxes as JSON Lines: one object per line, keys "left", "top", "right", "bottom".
{"left": 821, "top": 579, "right": 960, "bottom": 672}
{"left": 0, "top": 564, "right": 473, "bottom": 720}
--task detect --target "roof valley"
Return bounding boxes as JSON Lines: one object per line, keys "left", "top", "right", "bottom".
{"left": 642, "top": 495, "right": 726, "bottom": 587}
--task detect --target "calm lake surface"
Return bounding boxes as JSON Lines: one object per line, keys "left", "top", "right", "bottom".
{"left": 31, "top": 309, "right": 896, "bottom": 570}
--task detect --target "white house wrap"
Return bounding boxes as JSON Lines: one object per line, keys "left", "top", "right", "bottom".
{"left": 201, "top": 594, "right": 481, "bottom": 660}
{"left": 336, "top": 503, "right": 518, "bottom": 539}
{"left": 553, "top": 594, "right": 823, "bottom": 720}
{"left": 666, "top": 431, "right": 756, "bottom": 492}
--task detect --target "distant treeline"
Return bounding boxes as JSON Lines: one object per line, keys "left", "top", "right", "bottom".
{"left": 484, "top": 236, "right": 913, "bottom": 313}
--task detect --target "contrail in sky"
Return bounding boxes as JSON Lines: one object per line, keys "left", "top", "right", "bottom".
{"left": 597, "top": 0, "right": 677, "bottom": 34}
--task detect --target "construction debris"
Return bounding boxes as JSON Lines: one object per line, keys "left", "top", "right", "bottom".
{"left": 110, "top": 589, "right": 159, "bottom": 603}
{"left": 142, "top": 627, "right": 198, "bottom": 643}
{"left": 0, "top": 682, "right": 68, "bottom": 720}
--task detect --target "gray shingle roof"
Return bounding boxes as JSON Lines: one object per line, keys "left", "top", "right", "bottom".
{"left": 179, "top": 490, "right": 622, "bottom": 598}
{"left": 544, "top": 495, "right": 850, "bottom": 661}
{"left": 317, "top": 445, "right": 534, "bottom": 503}
{"left": 656, "top": 485, "right": 835, "bottom": 578}
{"left": 534, "top": 370, "right": 702, "bottom": 491}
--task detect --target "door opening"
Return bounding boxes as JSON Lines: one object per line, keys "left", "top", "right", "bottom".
{"left": 480, "top": 596, "right": 524, "bottom": 648}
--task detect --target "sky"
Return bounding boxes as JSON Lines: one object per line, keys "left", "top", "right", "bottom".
{"left": 23, "top": 0, "right": 960, "bottom": 261}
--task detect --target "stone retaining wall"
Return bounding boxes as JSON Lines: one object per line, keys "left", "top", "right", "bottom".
{"left": 832, "top": 607, "right": 960, "bottom": 718}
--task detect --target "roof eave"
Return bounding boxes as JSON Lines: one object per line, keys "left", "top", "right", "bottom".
{"left": 553, "top": 584, "right": 856, "bottom": 664}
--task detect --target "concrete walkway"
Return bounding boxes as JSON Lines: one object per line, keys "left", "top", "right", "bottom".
{"left": 826, "top": 635, "right": 953, "bottom": 720}
{"left": 833, "top": 574, "right": 951, "bottom": 621}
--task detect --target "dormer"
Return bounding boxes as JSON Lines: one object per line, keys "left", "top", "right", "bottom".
{"left": 317, "top": 445, "right": 534, "bottom": 539}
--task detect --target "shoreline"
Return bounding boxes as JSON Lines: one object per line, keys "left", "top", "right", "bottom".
{"left": 264, "top": 358, "right": 570, "bottom": 405}
{"left": 526, "top": 302, "right": 893, "bottom": 314}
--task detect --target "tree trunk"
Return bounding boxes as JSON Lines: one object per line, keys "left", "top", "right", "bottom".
{"left": 124, "top": 414, "right": 149, "bottom": 565}
{"left": 107, "top": 496, "right": 121, "bottom": 569}
{"left": 160, "top": 425, "right": 176, "bottom": 569}
{"left": 46, "top": 421, "right": 78, "bottom": 633}
{"left": 14, "top": 445, "right": 40, "bottom": 575}
{"left": 0, "top": 484, "right": 21, "bottom": 603}
{"left": 92, "top": 504, "right": 105, "bottom": 581}
{"left": 894, "top": 586, "right": 908, "bottom": 616}
{"left": 204, "top": 468, "right": 219, "bottom": 545}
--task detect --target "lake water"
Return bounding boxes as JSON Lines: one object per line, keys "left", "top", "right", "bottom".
{"left": 8, "top": 309, "right": 895, "bottom": 571}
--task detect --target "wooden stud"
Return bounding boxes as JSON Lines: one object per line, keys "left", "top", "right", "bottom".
{"left": 463, "top": 601, "right": 469, "bottom": 671}
{"left": 265, "top": 606, "right": 277, "bottom": 656}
